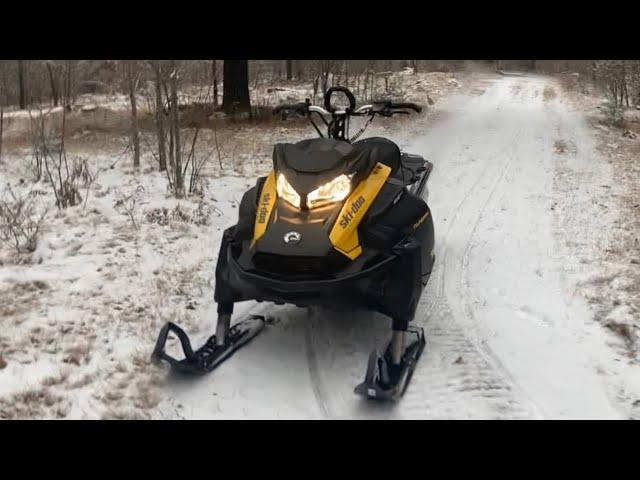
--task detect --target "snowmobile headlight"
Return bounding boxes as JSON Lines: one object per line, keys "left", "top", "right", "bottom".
{"left": 276, "top": 173, "right": 301, "bottom": 208}
{"left": 307, "top": 174, "right": 352, "bottom": 208}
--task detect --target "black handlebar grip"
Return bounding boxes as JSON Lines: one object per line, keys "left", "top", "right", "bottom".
{"left": 390, "top": 102, "right": 423, "bottom": 113}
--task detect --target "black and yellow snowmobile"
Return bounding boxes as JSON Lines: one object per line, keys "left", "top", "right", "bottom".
{"left": 152, "top": 87, "right": 435, "bottom": 400}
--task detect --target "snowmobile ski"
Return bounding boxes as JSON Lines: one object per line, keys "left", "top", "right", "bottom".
{"left": 151, "top": 315, "right": 266, "bottom": 375}
{"left": 354, "top": 326, "right": 426, "bottom": 401}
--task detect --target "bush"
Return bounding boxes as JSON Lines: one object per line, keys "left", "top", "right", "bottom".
{"left": 0, "top": 186, "right": 48, "bottom": 254}
{"left": 603, "top": 96, "right": 625, "bottom": 128}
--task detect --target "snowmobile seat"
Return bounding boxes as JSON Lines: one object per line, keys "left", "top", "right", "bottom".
{"left": 354, "top": 137, "right": 402, "bottom": 175}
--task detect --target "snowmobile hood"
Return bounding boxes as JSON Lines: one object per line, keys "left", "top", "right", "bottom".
{"left": 273, "top": 139, "right": 374, "bottom": 194}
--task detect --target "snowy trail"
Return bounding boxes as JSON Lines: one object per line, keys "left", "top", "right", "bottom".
{"left": 157, "top": 74, "right": 628, "bottom": 419}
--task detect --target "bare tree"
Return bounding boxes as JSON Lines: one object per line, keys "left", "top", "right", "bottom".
{"left": 45, "top": 61, "right": 60, "bottom": 107}
{"left": 0, "top": 81, "right": 4, "bottom": 164}
{"left": 124, "top": 60, "right": 141, "bottom": 169}
{"left": 286, "top": 60, "right": 293, "bottom": 81}
{"left": 319, "top": 60, "right": 335, "bottom": 96}
{"left": 211, "top": 60, "right": 219, "bottom": 108}
{"left": 222, "top": 60, "right": 251, "bottom": 115}
{"left": 35, "top": 62, "right": 83, "bottom": 209}
{"left": 18, "top": 60, "right": 26, "bottom": 109}
{"left": 595, "top": 60, "right": 632, "bottom": 108}
{"left": 168, "top": 60, "right": 184, "bottom": 197}
{"left": 149, "top": 61, "right": 167, "bottom": 172}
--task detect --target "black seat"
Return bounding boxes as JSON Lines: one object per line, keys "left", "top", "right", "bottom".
{"left": 353, "top": 137, "right": 401, "bottom": 175}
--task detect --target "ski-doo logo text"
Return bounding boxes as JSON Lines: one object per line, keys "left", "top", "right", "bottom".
{"left": 257, "top": 193, "right": 271, "bottom": 224}
{"left": 339, "top": 196, "right": 366, "bottom": 229}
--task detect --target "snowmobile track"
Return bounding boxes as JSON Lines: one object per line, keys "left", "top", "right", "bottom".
{"left": 305, "top": 319, "right": 331, "bottom": 419}
{"left": 401, "top": 113, "right": 542, "bottom": 418}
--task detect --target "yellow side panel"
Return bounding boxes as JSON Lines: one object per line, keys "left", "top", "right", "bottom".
{"left": 329, "top": 162, "right": 391, "bottom": 260}
{"left": 252, "top": 171, "right": 277, "bottom": 246}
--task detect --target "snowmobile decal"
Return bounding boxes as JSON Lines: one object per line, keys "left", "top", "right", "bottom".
{"left": 413, "top": 210, "right": 431, "bottom": 230}
{"left": 339, "top": 195, "right": 366, "bottom": 228}
{"left": 252, "top": 171, "right": 277, "bottom": 246}
{"left": 329, "top": 162, "right": 391, "bottom": 260}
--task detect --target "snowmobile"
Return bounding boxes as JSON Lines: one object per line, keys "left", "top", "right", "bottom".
{"left": 152, "top": 87, "right": 435, "bottom": 401}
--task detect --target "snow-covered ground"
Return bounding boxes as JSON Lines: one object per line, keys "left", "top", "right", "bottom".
{"left": 1, "top": 72, "right": 639, "bottom": 419}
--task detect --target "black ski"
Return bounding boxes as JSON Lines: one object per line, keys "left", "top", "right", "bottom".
{"left": 354, "top": 326, "right": 426, "bottom": 401}
{"left": 151, "top": 315, "right": 266, "bottom": 375}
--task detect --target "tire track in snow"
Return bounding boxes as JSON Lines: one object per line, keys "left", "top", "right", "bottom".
{"left": 302, "top": 80, "right": 539, "bottom": 419}
{"left": 266, "top": 76, "right": 540, "bottom": 419}
{"left": 455, "top": 135, "right": 544, "bottom": 418}
{"left": 397, "top": 97, "right": 541, "bottom": 418}
{"left": 304, "top": 317, "right": 331, "bottom": 419}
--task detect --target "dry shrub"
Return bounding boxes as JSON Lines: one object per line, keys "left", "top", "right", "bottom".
{"left": 543, "top": 86, "right": 557, "bottom": 102}
{"left": 101, "top": 407, "right": 149, "bottom": 420}
{"left": 66, "top": 372, "right": 95, "bottom": 389}
{"left": 41, "top": 369, "right": 70, "bottom": 387}
{"left": 62, "top": 342, "right": 92, "bottom": 366}
{"left": 145, "top": 201, "right": 217, "bottom": 227}
{"left": 0, "top": 186, "right": 48, "bottom": 254}
{"left": 113, "top": 185, "right": 145, "bottom": 229}
{"left": 0, "top": 387, "right": 69, "bottom": 419}
{"left": 554, "top": 140, "right": 568, "bottom": 153}
{"left": 604, "top": 321, "right": 636, "bottom": 346}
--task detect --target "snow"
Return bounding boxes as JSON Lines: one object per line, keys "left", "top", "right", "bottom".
{"left": 1, "top": 71, "right": 639, "bottom": 419}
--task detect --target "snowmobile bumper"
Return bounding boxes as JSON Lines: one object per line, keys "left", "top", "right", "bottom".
{"left": 221, "top": 236, "right": 426, "bottom": 327}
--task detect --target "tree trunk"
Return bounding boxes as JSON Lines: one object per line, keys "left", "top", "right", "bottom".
{"left": 0, "top": 80, "right": 3, "bottom": 163}
{"left": 286, "top": 60, "right": 293, "bottom": 81}
{"left": 211, "top": 60, "right": 219, "bottom": 108}
{"left": 125, "top": 61, "right": 140, "bottom": 169}
{"left": 46, "top": 62, "right": 59, "bottom": 107}
{"left": 0, "top": 106, "right": 4, "bottom": 163}
{"left": 18, "top": 60, "right": 26, "bottom": 109}
{"left": 151, "top": 61, "right": 167, "bottom": 171}
{"left": 344, "top": 60, "right": 349, "bottom": 88}
{"left": 170, "top": 61, "right": 183, "bottom": 197}
{"left": 222, "top": 60, "right": 251, "bottom": 115}
{"left": 296, "top": 61, "right": 303, "bottom": 81}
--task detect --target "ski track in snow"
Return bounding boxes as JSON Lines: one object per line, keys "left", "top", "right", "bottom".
{"left": 157, "top": 74, "right": 633, "bottom": 419}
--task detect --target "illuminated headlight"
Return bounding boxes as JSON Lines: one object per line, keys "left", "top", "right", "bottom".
{"left": 277, "top": 173, "right": 301, "bottom": 208}
{"left": 307, "top": 174, "right": 352, "bottom": 208}
{"left": 277, "top": 172, "right": 353, "bottom": 209}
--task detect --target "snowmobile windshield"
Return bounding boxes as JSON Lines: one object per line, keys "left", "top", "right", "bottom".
{"left": 273, "top": 139, "right": 374, "bottom": 209}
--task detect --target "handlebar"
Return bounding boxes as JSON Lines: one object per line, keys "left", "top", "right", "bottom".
{"left": 370, "top": 100, "right": 422, "bottom": 116}
{"left": 272, "top": 87, "right": 423, "bottom": 143}
{"left": 273, "top": 102, "right": 422, "bottom": 117}
{"left": 388, "top": 102, "right": 422, "bottom": 113}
